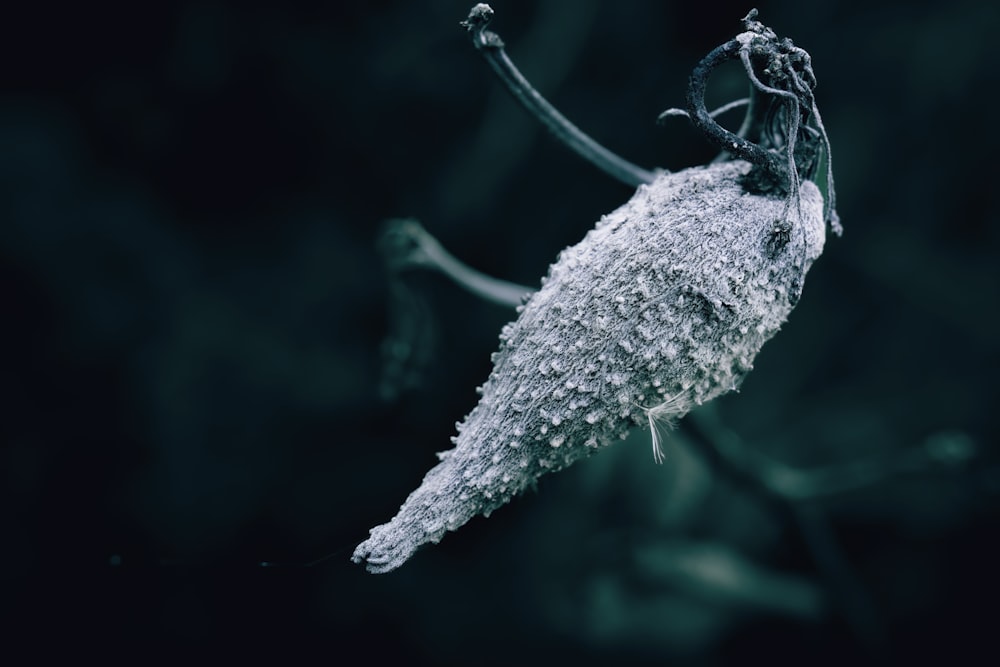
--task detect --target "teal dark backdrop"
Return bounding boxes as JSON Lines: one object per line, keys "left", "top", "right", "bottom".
{"left": 3, "top": 0, "right": 997, "bottom": 663}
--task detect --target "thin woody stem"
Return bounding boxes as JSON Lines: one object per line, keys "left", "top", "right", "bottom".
{"left": 462, "top": 4, "right": 656, "bottom": 188}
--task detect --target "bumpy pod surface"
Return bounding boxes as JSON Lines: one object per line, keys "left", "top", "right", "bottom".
{"left": 353, "top": 160, "right": 826, "bottom": 573}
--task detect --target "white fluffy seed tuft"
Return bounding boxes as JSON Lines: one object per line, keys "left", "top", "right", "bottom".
{"left": 642, "top": 389, "right": 690, "bottom": 464}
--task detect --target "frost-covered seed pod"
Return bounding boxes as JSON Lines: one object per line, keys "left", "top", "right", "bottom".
{"left": 352, "top": 160, "right": 826, "bottom": 573}
{"left": 353, "top": 5, "right": 838, "bottom": 573}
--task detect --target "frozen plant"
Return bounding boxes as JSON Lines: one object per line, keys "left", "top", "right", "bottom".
{"left": 353, "top": 5, "right": 839, "bottom": 573}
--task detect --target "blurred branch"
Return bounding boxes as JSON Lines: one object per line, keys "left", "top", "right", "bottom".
{"left": 682, "top": 407, "right": 977, "bottom": 504}
{"left": 677, "top": 406, "right": 980, "bottom": 652}
{"left": 679, "top": 407, "right": 978, "bottom": 648}
{"left": 379, "top": 218, "right": 534, "bottom": 307}
{"left": 634, "top": 540, "right": 826, "bottom": 620}
{"left": 376, "top": 218, "right": 535, "bottom": 400}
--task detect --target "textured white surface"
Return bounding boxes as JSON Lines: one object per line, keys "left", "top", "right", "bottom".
{"left": 354, "top": 160, "right": 826, "bottom": 572}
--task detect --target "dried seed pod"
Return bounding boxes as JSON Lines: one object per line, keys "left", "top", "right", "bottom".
{"left": 353, "top": 161, "right": 826, "bottom": 572}
{"left": 353, "top": 6, "right": 837, "bottom": 573}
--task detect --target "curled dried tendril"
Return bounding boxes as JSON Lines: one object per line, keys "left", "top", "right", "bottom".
{"left": 679, "top": 9, "right": 840, "bottom": 234}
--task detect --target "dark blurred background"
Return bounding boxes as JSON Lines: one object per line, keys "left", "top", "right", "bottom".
{"left": 3, "top": 0, "right": 998, "bottom": 662}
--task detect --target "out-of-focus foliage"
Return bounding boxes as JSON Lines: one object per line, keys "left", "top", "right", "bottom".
{"left": 3, "top": 0, "right": 997, "bottom": 663}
